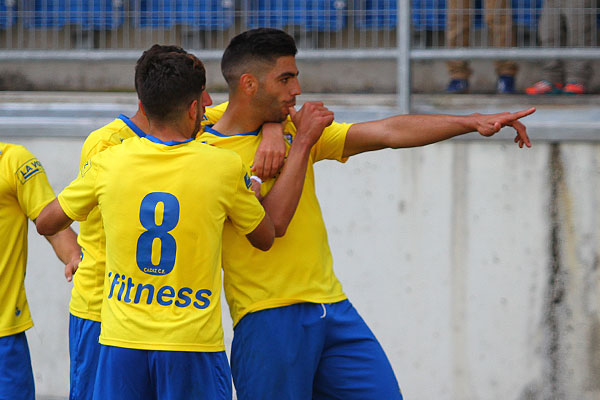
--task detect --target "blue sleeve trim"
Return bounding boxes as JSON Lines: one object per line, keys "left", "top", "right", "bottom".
{"left": 118, "top": 114, "right": 147, "bottom": 138}
{"left": 204, "top": 125, "right": 260, "bottom": 137}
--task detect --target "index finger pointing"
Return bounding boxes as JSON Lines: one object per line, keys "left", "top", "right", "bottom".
{"left": 510, "top": 107, "right": 536, "bottom": 120}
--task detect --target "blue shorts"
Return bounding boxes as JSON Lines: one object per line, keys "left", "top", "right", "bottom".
{"left": 69, "top": 314, "right": 101, "bottom": 400}
{"left": 231, "top": 299, "right": 403, "bottom": 400}
{"left": 0, "top": 332, "right": 35, "bottom": 400}
{"left": 92, "top": 345, "right": 232, "bottom": 400}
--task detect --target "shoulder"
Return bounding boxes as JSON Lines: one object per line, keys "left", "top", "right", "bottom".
{"left": 324, "top": 120, "right": 353, "bottom": 134}
{"left": 0, "top": 143, "right": 48, "bottom": 188}
{"left": 0, "top": 143, "right": 40, "bottom": 174}
{"left": 194, "top": 140, "right": 241, "bottom": 160}
{"left": 204, "top": 102, "right": 228, "bottom": 117}
{"left": 85, "top": 134, "right": 133, "bottom": 166}
{"left": 283, "top": 119, "right": 352, "bottom": 142}
{"left": 1, "top": 142, "right": 34, "bottom": 162}
{"left": 82, "top": 118, "right": 136, "bottom": 158}
{"left": 85, "top": 118, "right": 131, "bottom": 145}
{"left": 191, "top": 142, "right": 246, "bottom": 175}
{"left": 203, "top": 102, "right": 228, "bottom": 125}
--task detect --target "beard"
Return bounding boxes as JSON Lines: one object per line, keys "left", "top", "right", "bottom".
{"left": 191, "top": 102, "right": 203, "bottom": 138}
{"left": 254, "top": 88, "right": 290, "bottom": 123}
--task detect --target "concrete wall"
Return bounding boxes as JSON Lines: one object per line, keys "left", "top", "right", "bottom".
{"left": 6, "top": 131, "right": 600, "bottom": 399}
{"left": 2, "top": 58, "right": 600, "bottom": 94}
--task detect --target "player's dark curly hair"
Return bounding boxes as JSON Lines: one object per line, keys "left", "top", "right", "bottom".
{"left": 134, "top": 44, "right": 186, "bottom": 93}
{"left": 221, "top": 28, "right": 297, "bottom": 89}
{"left": 135, "top": 44, "right": 206, "bottom": 121}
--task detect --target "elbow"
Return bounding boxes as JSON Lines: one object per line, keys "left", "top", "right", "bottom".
{"left": 36, "top": 219, "right": 54, "bottom": 236}
{"left": 255, "top": 236, "right": 274, "bottom": 252}
{"left": 248, "top": 213, "right": 275, "bottom": 251}
{"left": 35, "top": 199, "right": 71, "bottom": 236}
{"left": 274, "top": 222, "right": 288, "bottom": 238}
{"left": 35, "top": 209, "right": 62, "bottom": 236}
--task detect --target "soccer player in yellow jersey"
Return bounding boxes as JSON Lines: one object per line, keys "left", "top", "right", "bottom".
{"left": 198, "top": 28, "right": 536, "bottom": 400}
{"left": 68, "top": 102, "right": 148, "bottom": 400}
{"left": 0, "top": 142, "right": 80, "bottom": 400}
{"left": 36, "top": 46, "right": 275, "bottom": 400}
{"left": 65, "top": 44, "right": 173, "bottom": 400}
{"left": 67, "top": 45, "right": 295, "bottom": 400}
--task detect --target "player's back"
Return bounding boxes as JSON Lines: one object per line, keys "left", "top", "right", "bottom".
{"left": 96, "top": 135, "right": 244, "bottom": 277}
{"left": 68, "top": 135, "right": 263, "bottom": 351}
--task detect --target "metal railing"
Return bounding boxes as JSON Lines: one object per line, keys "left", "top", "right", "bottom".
{"left": 2, "top": 0, "right": 597, "bottom": 50}
{"left": 0, "top": 1, "right": 599, "bottom": 111}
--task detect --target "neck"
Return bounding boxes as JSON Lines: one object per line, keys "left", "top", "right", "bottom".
{"left": 130, "top": 109, "right": 149, "bottom": 133}
{"left": 147, "top": 120, "right": 191, "bottom": 143}
{"left": 212, "top": 97, "right": 265, "bottom": 135}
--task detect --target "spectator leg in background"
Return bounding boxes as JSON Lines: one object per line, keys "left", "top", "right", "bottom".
{"left": 446, "top": 0, "right": 473, "bottom": 87}
{"left": 563, "top": 0, "right": 594, "bottom": 88}
{"left": 485, "top": 0, "right": 518, "bottom": 79}
{"left": 538, "top": 0, "right": 566, "bottom": 84}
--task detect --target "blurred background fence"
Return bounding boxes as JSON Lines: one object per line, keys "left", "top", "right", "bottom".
{"left": 0, "top": 1, "right": 599, "bottom": 111}
{"left": 0, "top": 0, "right": 597, "bottom": 50}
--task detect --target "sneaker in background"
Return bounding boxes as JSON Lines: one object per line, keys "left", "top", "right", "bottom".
{"left": 496, "top": 75, "right": 515, "bottom": 94}
{"left": 563, "top": 82, "right": 585, "bottom": 95}
{"left": 525, "top": 80, "right": 563, "bottom": 95}
{"left": 446, "top": 79, "right": 469, "bottom": 94}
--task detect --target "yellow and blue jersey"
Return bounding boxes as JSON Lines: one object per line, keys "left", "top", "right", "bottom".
{"left": 70, "top": 115, "right": 146, "bottom": 322}
{"left": 0, "top": 142, "right": 56, "bottom": 337}
{"left": 58, "top": 135, "right": 265, "bottom": 351}
{"left": 199, "top": 103, "right": 353, "bottom": 326}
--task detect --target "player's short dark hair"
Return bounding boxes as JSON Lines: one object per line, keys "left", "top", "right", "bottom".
{"left": 135, "top": 44, "right": 206, "bottom": 122}
{"left": 134, "top": 44, "right": 187, "bottom": 93}
{"left": 221, "top": 28, "right": 297, "bottom": 88}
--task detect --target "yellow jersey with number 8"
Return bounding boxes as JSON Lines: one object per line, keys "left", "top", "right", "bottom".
{"left": 58, "top": 135, "right": 265, "bottom": 351}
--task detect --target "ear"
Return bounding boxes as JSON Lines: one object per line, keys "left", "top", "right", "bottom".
{"left": 188, "top": 99, "right": 199, "bottom": 120}
{"left": 240, "top": 73, "right": 258, "bottom": 96}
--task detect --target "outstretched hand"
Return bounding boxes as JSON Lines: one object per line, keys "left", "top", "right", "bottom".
{"left": 474, "top": 107, "right": 535, "bottom": 148}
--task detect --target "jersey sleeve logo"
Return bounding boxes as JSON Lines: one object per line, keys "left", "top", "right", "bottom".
{"left": 80, "top": 160, "right": 92, "bottom": 177}
{"left": 243, "top": 173, "right": 252, "bottom": 189}
{"left": 16, "top": 157, "right": 45, "bottom": 184}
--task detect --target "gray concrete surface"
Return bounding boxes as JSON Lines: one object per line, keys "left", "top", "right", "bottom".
{"left": 1, "top": 58, "right": 600, "bottom": 94}
{"left": 2, "top": 91, "right": 599, "bottom": 141}
{"left": 1, "top": 92, "right": 600, "bottom": 400}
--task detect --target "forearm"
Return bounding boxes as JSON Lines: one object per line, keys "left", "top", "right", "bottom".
{"left": 383, "top": 114, "right": 475, "bottom": 147}
{"left": 45, "top": 227, "right": 80, "bottom": 265}
{"left": 343, "top": 114, "right": 475, "bottom": 157}
{"left": 343, "top": 107, "right": 534, "bottom": 156}
{"left": 260, "top": 140, "right": 312, "bottom": 237}
{"left": 252, "top": 122, "right": 286, "bottom": 180}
